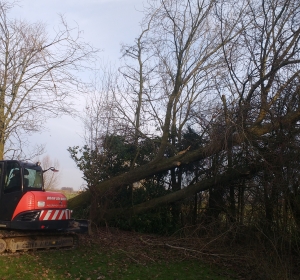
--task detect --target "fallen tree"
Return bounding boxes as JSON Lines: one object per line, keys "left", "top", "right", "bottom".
{"left": 69, "top": 0, "right": 300, "bottom": 232}
{"left": 69, "top": 107, "right": 300, "bottom": 221}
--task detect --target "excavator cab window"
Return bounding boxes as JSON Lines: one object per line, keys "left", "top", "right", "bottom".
{"left": 4, "top": 162, "right": 21, "bottom": 193}
{"left": 24, "top": 168, "right": 43, "bottom": 189}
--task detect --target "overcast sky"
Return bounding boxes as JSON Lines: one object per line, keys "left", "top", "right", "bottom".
{"left": 11, "top": 0, "right": 145, "bottom": 190}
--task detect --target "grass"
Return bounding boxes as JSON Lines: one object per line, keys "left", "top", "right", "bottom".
{"left": 0, "top": 231, "right": 238, "bottom": 280}
{"left": 0, "top": 248, "right": 233, "bottom": 280}
{"left": 0, "top": 247, "right": 233, "bottom": 280}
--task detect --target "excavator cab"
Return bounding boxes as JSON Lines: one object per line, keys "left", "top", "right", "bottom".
{"left": 0, "top": 161, "right": 46, "bottom": 223}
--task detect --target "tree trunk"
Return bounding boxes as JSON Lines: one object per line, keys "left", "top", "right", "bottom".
{"left": 95, "top": 165, "right": 257, "bottom": 221}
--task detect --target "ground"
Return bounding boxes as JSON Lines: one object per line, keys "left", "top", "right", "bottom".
{"left": 80, "top": 227, "right": 262, "bottom": 280}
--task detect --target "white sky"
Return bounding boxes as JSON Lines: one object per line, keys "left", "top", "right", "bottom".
{"left": 11, "top": 0, "right": 145, "bottom": 190}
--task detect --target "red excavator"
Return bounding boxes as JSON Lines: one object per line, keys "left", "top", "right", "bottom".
{"left": 0, "top": 160, "right": 88, "bottom": 253}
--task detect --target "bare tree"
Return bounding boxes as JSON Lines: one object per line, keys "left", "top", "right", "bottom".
{"left": 0, "top": 1, "right": 97, "bottom": 159}
{"left": 39, "top": 154, "right": 61, "bottom": 190}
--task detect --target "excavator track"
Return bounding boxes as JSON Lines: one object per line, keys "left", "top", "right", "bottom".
{"left": 0, "top": 230, "right": 78, "bottom": 254}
